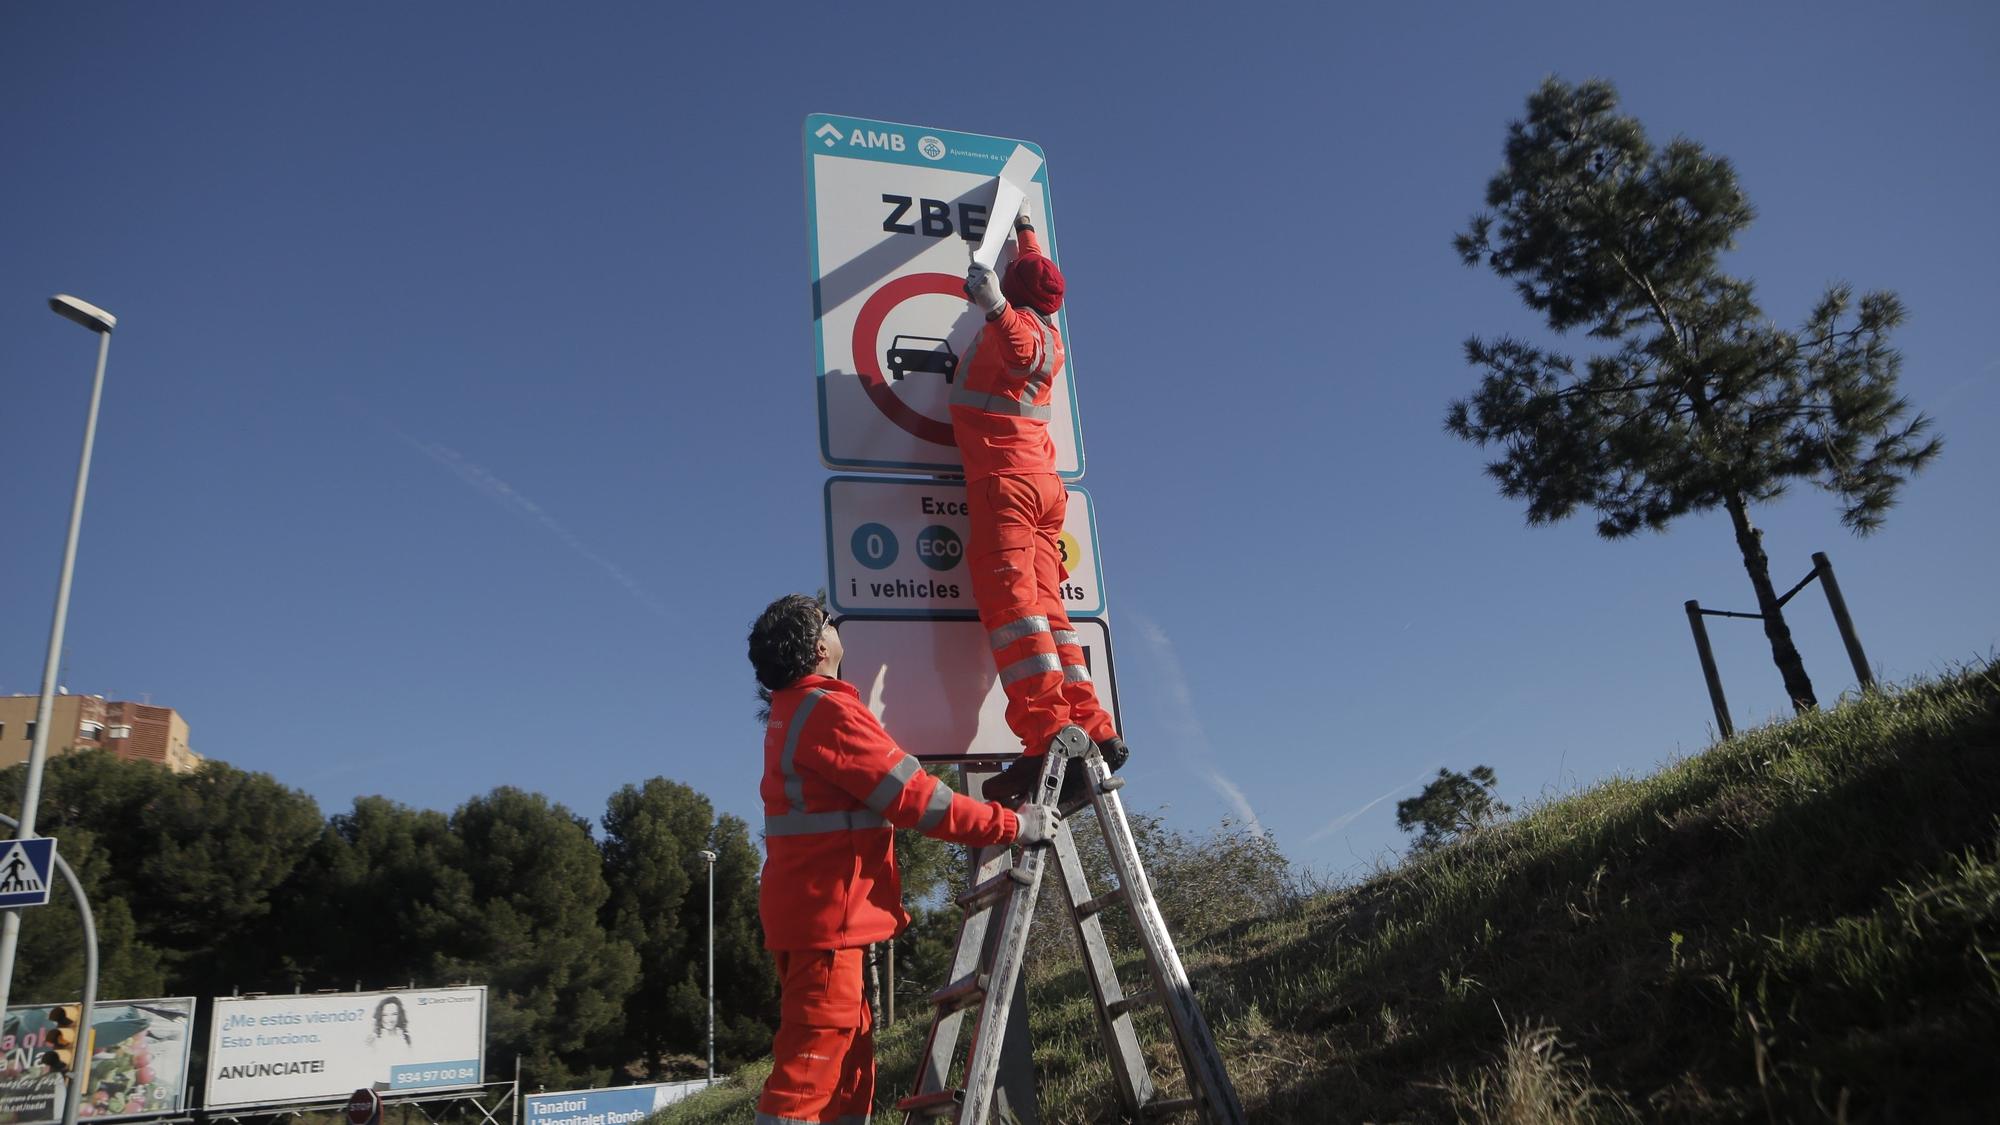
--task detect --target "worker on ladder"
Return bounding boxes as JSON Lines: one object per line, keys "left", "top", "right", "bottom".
{"left": 748, "top": 594, "right": 1061, "bottom": 1125}
{"left": 952, "top": 203, "right": 1131, "bottom": 806}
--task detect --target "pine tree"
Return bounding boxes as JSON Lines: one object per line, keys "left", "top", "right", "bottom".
{"left": 1395, "top": 767, "right": 1510, "bottom": 854}
{"left": 1448, "top": 78, "right": 1941, "bottom": 710}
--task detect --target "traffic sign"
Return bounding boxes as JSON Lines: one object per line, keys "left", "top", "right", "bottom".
{"left": 347, "top": 1088, "right": 382, "bottom": 1125}
{"left": 833, "top": 615, "right": 1121, "bottom": 761}
{"left": 826, "top": 476, "right": 1104, "bottom": 619}
{"left": 805, "top": 113, "right": 1085, "bottom": 479}
{"left": 0, "top": 837, "right": 56, "bottom": 908}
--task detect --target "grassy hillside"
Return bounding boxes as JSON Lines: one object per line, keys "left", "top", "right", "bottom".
{"left": 659, "top": 660, "right": 2000, "bottom": 1123}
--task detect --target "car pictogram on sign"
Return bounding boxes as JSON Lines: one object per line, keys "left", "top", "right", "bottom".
{"left": 887, "top": 335, "right": 959, "bottom": 383}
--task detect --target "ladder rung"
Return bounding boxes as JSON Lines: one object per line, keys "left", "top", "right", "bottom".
{"left": 1107, "top": 989, "right": 1156, "bottom": 1018}
{"left": 1076, "top": 889, "right": 1123, "bottom": 918}
{"left": 929, "top": 972, "right": 991, "bottom": 1013}
{"left": 896, "top": 1088, "right": 966, "bottom": 1115}
{"left": 1140, "top": 1095, "right": 1199, "bottom": 1118}
{"left": 956, "top": 866, "right": 1033, "bottom": 911}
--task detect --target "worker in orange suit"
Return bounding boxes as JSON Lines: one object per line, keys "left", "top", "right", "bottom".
{"left": 748, "top": 593, "right": 1060, "bottom": 1125}
{"left": 952, "top": 204, "right": 1131, "bottom": 806}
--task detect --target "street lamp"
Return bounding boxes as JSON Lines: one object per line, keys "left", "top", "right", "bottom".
{"left": 0, "top": 295, "right": 118, "bottom": 1017}
{"left": 697, "top": 849, "right": 717, "bottom": 1082}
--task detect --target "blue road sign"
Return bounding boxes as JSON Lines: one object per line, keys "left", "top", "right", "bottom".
{"left": 0, "top": 837, "right": 56, "bottom": 908}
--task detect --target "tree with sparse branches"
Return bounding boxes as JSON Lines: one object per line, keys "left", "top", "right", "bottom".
{"left": 1448, "top": 77, "right": 1941, "bottom": 711}
{"left": 1397, "top": 766, "right": 1510, "bottom": 854}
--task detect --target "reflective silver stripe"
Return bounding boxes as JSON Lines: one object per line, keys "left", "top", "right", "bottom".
{"left": 864, "top": 753, "right": 920, "bottom": 814}
{"left": 1051, "top": 629, "right": 1081, "bottom": 647}
{"left": 1013, "top": 318, "right": 1056, "bottom": 403}
{"left": 999, "top": 652, "right": 1062, "bottom": 685}
{"left": 1006, "top": 316, "right": 1052, "bottom": 376}
{"left": 1028, "top": 319, "right": 1058, "bottom": 387}
{"left": 916, "top": 779, "right": 955, "bottom": 831}
{"left": 989, "top": 615, "right": 1051, "bottom": 649}
{"left": 1062, "top": 663, "right": 1092, "bottom": 684}
{"left": 781, "top": 689, "right": 828, "bottom": 813}
{"left": 1012, "top": 319, "right": 1047, "bottom": 382}
{"left": 948, "top": 385, "right": 1053, "bottom": 420}
{"left": 765, "top": 809, "right": 888, "bottom": 837}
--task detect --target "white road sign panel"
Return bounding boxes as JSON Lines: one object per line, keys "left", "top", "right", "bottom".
{"left": 805, "top": 113, "right": 1084, "bottom": 479}
{"left": 825, "top": 476, "right": 1104, "bottom": 619}
{"left": 834, "top": 616, "right": 1121, "bottom": 761}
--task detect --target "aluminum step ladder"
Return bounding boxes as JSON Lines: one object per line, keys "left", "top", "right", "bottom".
{"left": 898, "top": 727, "right": 1246, "bottom": 1124}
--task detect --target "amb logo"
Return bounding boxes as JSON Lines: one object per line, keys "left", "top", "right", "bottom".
{"left": 848, "top": 128, "right": 906, "bottom": 152}
{"left": 813, "top": 122, "right": 908, "bottom": 152}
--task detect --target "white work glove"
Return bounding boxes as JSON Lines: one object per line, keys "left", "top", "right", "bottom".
{"left": 1015, "top": 200, "right": 1034, "bottom": 230}
{"left": 1013, "top": 804, "right": 1062, "bottom": 846}
{"left": 965, "top": 263, "right": 1007, "bottom": 320}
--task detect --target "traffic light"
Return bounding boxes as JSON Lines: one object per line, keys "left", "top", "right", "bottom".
{"left": 43, "top": 1005, "right": 81, "bottom": 1075}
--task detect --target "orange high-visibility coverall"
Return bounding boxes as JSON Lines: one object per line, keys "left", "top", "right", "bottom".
{"left": 948, "top": 229, "right": 1120, "bottom": 756}
{"left": 757, "top": 674, "right": 1018, "bottom": 1125}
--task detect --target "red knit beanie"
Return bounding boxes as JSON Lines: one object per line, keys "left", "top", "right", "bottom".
{"left": 1001, "top": 252, "right": 1065, "bottom": 314}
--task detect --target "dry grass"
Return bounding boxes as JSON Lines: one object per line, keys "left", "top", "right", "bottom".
{"left": 1441, "top": 1021, "right": 1640, "bottom": 1125}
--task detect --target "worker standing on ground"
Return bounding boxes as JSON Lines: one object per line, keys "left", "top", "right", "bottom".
{"left": 952, "top": 203, "right": 1131, "bottom": 805}
{"left": 748, "top": 593, "right": 1059, "bottom": 1125}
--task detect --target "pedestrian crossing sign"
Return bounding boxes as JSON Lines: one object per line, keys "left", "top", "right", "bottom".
{"left": 0, "top": 837, "right": 57, "bottom": 908}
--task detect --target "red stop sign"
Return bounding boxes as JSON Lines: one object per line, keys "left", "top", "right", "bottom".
{"left": 347, "top": 1089, "right": 381, "bottom": 1125}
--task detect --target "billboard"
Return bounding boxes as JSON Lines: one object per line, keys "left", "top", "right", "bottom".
{"left": 523, "top": 1081, "right": 718, "bottom": 1125}
{"left": 204, "top": 988, "right": 485, "bottom": 1110}
{"left": 0, "top": 998, "right": 197, "bottom": 1124}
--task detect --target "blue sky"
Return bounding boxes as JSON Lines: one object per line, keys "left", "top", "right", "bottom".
{"left": 3, "top": 3, "right": 1994, "bottom": 880}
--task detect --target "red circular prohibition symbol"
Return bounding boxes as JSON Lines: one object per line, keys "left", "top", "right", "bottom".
{"left": 850, "top": 272, "right": 967, "bottom": 447}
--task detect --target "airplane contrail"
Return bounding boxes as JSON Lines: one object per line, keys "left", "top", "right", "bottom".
{"left": 373, "top": 418, "right": 675, "bottom": 621}
{"left": 1130, "top": 611, "right": 1267, "bottom": 836}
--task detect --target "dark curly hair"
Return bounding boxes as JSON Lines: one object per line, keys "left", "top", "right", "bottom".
{"left": 749, "top": 593, "right": 826, "bottom": 691}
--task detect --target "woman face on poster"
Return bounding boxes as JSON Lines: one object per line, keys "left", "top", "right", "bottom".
{"left": 371, "top": 997, "right": 411, "bottom": 1047}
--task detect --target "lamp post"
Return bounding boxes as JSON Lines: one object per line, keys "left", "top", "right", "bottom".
{"left": 697, "top": 849, "right": 717, "bottom": 1081}
{"left": 0, "top": 295, "right": 118, "bottom": 1019}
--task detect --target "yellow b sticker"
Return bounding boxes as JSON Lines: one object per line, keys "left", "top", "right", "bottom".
{"left": 1057, "top": 531, "right": 1082, "bottom": 571}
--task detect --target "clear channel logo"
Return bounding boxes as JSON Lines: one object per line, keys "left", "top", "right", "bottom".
{"left": 916, "top": 135, "right": 947, "bottom": 161}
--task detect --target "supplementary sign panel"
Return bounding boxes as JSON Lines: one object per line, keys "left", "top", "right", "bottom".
{"left": 0, "top": 838, "right": 55, "bottom": 909}
{"left": 825, "top": 475, "right": 1104, "bottom": 619}
{"left": 805, "top": 113, "right": 1084, "bottom": 478}
{"left": 204, "top": 987, "right": 486, "bottom": 1109}
{"left": 833, "top": 615, "right": 1120, "bottom": 761}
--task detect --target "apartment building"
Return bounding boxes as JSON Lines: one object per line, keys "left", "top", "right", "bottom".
{"left": 0, "top": 694, "right": 202, "bottom": 773}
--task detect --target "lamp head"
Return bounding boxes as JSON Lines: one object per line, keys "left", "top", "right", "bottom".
{"left": 50, "top": 294, "right": 116, "bottom": 334}
{"left": 698, "top": 850, "right": 718, "bottom": 864}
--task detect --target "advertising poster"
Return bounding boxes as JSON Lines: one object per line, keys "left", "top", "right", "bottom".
{"left": 204, "top": 988, "right": 485, "bottom": 1110}
{"left": 0, "top": 998, "right": 197, "bottom": 1124}
{"left": 524, "top": 1080, "right": 718, "bottom": 1125}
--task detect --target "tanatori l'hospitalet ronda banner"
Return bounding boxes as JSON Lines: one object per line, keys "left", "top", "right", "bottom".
{"left": 0, "top": 998, "right": 197, "bottom": 1124}
{"left": 203, "top": 988, "right": 485, "bottom": 1110}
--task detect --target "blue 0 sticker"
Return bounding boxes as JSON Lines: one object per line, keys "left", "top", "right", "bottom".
{"left": 851, "top": 523, "right": 898, "bottom": 570}
{"left": 915, "top": 525, "right": 963, "bottom": 572}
